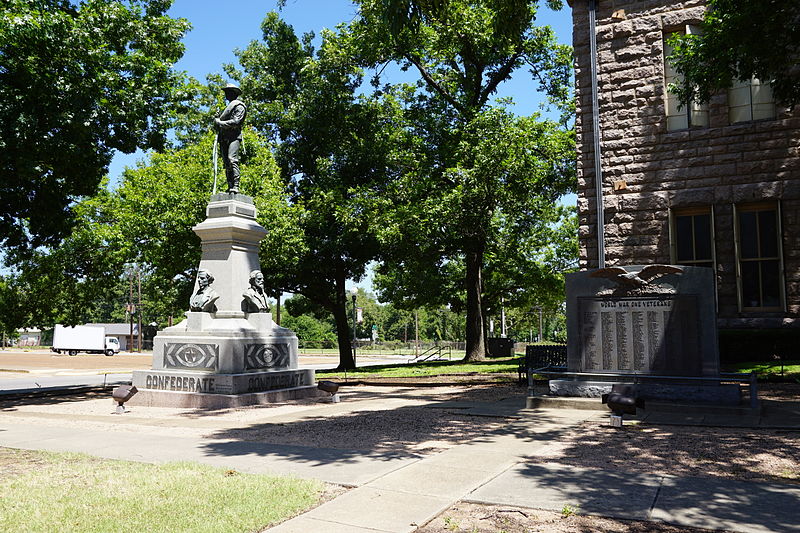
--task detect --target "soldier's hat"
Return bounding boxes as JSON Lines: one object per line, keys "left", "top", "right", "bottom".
{"left": 222, "top": 83, "right": 241, "bottom": 97}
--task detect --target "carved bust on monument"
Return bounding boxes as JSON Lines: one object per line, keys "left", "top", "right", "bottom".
{"left": 189, "top": 269, "right": 219, "bottom": 313}
{"left": 242, "top": 270, "right": 270, "bottom": 313}
{"left": 214, "top": 83, "right": 247, "bottom": 194}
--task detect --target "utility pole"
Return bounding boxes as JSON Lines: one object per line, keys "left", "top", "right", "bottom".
{"left": 137, "top": 268, "right": 142, "bottom": 352}
{"left": 128, "top": 267, "right": 134, "bottom": 352}
{"left": 500, "top": 297, "right": 507, "bottom": 338}
{"left": 414, "top": 310, "right": 419, "bottom": 358}
{"left": 539, "top": 307, "right": 544, "bottom": 343}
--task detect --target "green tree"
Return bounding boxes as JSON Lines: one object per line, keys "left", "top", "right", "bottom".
{"left": 0, "top": 0, "right": 191, "bottom": 250}
{"left": 232, "top": 14, "right": 410, "bottom": 369}
{"left": 7, "top": 128, "right": 286, "bottom": 330}
{"left": 0, "top": 276, "right": 26, "bottom": 341}
{"left": 482, "top": 205, "right": 578, "bottom": 327}
{"left": 352, "top": 0, "right": 575, "bottom": 361}
{"left": 668, "top": 0, "right": 800, "bottom": 106}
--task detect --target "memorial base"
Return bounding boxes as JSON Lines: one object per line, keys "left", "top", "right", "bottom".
{"left": 548, "top": 379, "right": 742, "bottom": 405}
{"left": 132, "top": 367, "right": 315, "bottom": 395}
{"left": 127, "top": 385, "right": 325, "bottom": 409}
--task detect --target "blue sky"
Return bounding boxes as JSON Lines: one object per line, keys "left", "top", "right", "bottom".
{"left": 107, "top": 0, "right": 574, "bottom": 181}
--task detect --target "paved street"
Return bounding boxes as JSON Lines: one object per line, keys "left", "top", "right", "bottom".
{"left": 0, "top": 348, "right": 412, "bottom": 394}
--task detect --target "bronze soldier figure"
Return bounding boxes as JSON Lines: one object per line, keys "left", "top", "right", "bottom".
{"left": 214, "top": 83, "right": 247, "bottom": 194}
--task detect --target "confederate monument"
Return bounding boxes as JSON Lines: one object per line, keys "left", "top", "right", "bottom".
{"left": 130, "top": 85, "right": 317, "bottom": 407}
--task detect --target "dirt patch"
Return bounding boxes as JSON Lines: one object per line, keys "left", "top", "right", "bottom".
{"left": 0, "top": 447, "right": 52, "bottom": 479}
{"left": 758, "top": 381, "right": 800, "bottom": 401}
{"left": 212, "top": 405, "right": 510, "bottom": 454}
{"left": 528, "top": 420, "right": 800, "bottom": 485}
{"left": 418, "top": 502, "right": 730, "bottom": 532}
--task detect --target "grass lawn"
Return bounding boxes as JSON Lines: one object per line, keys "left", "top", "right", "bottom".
{"left": 0, "top": 448, "right": 324, "bottom": 533}
{"left": 726, "top": 360, "right": 800, "bottom": 379}
{"left": 317, "top": 357, "right": 522, "bottom": 379}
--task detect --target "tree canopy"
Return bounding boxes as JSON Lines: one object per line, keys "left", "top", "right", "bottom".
{"left": 351, "top": 0, "right": 575, "bottom": 360}
{"left": 0, "top": 0, "right": 190, "bottom": 250}
{"left": 668, "top": 0, "right": 800, "bottom": 106}
{"left": 230, "top": 13, "right": 412, "bottom": 369}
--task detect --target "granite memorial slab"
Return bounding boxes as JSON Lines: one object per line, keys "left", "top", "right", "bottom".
{"left": 556, "top": 265, "right": 738, "bottom": 403}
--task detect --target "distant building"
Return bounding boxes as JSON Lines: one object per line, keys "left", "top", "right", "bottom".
{"left": 88, "top": 323, "right": 139, "bottom": 351}
{"left": 16, "top": 328, "right": 42, "bottom": 346}
{"left": 569, "top": 0, "right": 799, "bottom": 357}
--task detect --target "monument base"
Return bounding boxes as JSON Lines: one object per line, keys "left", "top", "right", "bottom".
{"left": 132, "top": 368, "right": 315, "bottom": 396}
{"left": 127, "top": 385, "right": 325, "bottom": 409}
{"left": 548, "top": 379, "right": 742, "bottom": 405}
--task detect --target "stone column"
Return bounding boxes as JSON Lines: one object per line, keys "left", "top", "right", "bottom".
{"left": 192, "top": 193, "right": 267, "bottom": 316}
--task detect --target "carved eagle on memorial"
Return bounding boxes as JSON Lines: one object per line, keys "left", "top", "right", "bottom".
{"left": 590, "top": 265, "right": 683, "bottom": 291}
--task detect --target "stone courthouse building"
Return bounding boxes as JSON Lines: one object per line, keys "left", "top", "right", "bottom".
{"left": 568, "top": 0, "right": 800, "bottom": 357}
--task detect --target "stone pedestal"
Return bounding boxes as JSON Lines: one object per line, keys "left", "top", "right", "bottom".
{"left": 131, "top": 194, "right": 321, "bottom": 408}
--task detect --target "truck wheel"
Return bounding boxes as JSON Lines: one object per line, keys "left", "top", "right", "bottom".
{"left": 68, "top": 350, "right": 77, "bottom": 356}
{"left": 105, "top": 349, "right": 114, "bottom": 357}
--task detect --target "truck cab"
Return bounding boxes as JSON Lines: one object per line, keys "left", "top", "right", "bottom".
{"left": 105, "top": 337, "right": 120, "bottom": 356}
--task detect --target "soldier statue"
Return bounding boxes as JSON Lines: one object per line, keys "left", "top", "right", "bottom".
{"left": 214, "top": 83, "right": 247, "bottom": 194}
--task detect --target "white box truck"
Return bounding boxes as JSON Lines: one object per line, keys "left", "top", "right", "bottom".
{"left": 51, "top": 325, "right": 120, "bottom": 356}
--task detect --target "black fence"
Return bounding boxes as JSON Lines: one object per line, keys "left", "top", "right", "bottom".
{"left": 519, "top": 344, "right": 567, "bottom": 383}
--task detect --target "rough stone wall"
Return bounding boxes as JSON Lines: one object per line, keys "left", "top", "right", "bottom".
{"left": 572, "top": 0, "right": 800, "bottom": 328}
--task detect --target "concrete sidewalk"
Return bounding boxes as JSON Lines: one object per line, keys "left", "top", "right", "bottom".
{"left": 1, "top": 395, "right": 798, "bottom": 532}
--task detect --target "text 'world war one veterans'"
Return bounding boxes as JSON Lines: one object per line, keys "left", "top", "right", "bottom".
{"left": 214, "top": 83, "right": 247, "bottom": 194}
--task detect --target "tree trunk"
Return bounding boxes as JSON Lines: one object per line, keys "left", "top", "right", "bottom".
{"left": 463, "top": 248, "right": 486, "bottom": 361}
{"left": 332, "top": 277, "right": 356, "bottom": 370}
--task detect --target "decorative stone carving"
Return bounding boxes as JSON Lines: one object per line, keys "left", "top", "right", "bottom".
{"left": 245, "top": 343, "right": 290, "bottom": 370}
{"left": 164, "top": 343, "right": 219, "bottom": 371}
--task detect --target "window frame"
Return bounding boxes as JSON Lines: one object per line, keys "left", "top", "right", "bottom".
{"left": 733, "top": 201, "right": 786, "bottom": 312}
{"left": 663, "top": 26, "right": 709, "bottom": 132}
{"left": 669, "top": 206, "right": 718, "bottom": 310}
{"left": 669, "top": 205, "right": 716, "bottom": 269}
{"left": 728, "top": 77, "right": 777, "bottom": 124}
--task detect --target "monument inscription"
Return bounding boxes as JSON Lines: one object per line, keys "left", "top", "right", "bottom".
{"left": 577, "top": 296, "right": 699, "bottom": 374}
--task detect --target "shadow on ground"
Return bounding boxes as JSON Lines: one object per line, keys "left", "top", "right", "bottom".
{"left": 0, "top": 389, "right": 112, "bottom": 411}
{"left": 525, "top": 419, "right": 800, "bottom": 485}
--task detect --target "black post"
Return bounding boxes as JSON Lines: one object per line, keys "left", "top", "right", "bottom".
{"left": 351, "top": 292, "right": 357, "bottom": 366}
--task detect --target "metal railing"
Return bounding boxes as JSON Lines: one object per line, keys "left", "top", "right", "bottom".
{"left": 410, "top": 344, "right": 453, "bottom": 363}
{"left": 527, "top": 366, "right": 760, "bottom": 409}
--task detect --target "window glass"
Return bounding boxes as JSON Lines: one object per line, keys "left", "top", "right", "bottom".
{"left": 673, "top": 210, "right": 713, "bottom": 269}
{"left": 694, "top": 214, "right": 712, "bottom": 260}
{"left": 737, "top": 204, "right": 783, "bottom": 311}
{"left": 738, "top": 211, "right": 758, "bottom": 259}
{"left": 758, "top": 210, "right": 778, "bottom": 257}
{"left": 664, "top": 31, "right": 707, "bottom": 131}
{"left": 740, "top": 261, "right": 760, "bottom": 308}
{"left": 675, "top": 215, "right": 694, "bottom": 261}
{"left": 761, "top": 260, "right": 781, "bottom": 307}
{"left": 729, "top": 78, "right": 776, "bottom": 123}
